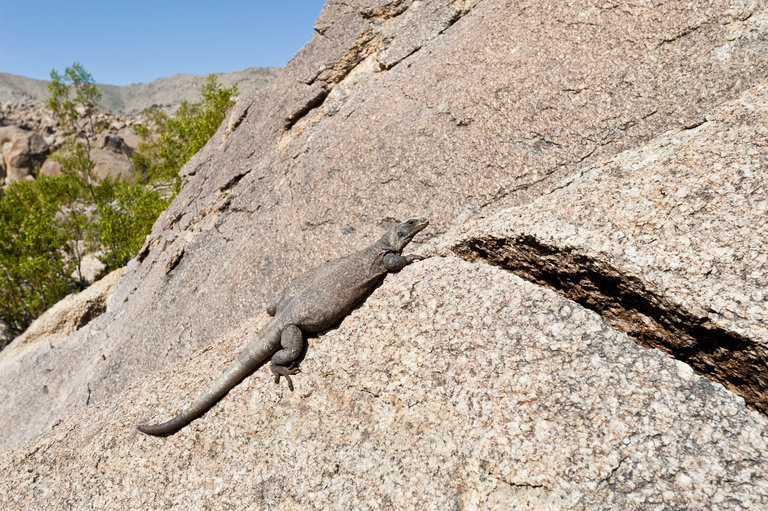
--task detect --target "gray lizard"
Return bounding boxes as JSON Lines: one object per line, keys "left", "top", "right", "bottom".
{"left": 137, "top": 217, "right": 429, "bottom": 435}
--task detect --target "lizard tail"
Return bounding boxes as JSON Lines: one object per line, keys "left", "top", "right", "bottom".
{"left": 137, "top": 354, "right": 260, "bottom": 436}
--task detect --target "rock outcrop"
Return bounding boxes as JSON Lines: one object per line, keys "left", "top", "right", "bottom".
{"left": 0, "top": 125, "right": 48, "bottom": 183}
{"left": 0, "top": 101, "right": 140, "bottom": 184}
{"left": 0, "top": 101, "right": 139, "bottom": 149}
{"left": 0, "top": 269, "right": 122, "bottom": 367}
{"left": 1, "top": 0, "right": 768, "bottom": 508}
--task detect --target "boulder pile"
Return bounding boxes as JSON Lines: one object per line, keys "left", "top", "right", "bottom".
{"left": 0, "top": 101, "right": 140, "bottom": 185}
{"left": 0, "top": 125, "right": 48, "bottom": 183}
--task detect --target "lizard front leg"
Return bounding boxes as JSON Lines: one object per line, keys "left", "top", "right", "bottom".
{"left": 383, "top": 253, "right": 424, "bottom": 272}
{"left": 270, "top": 324, "right": 304, "bottom": 391}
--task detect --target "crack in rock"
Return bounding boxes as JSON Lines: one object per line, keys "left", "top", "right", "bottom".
{"left": 450, "top": 234, "right": 768, "bottom": 416}
{"left": 283, "top": 0, "right": 479, "bottom": 135}
{"left": 223, "top": 102, "right": 251, "bottom": 140}
{"left": 360, "top": 0, "right": 411, "bottom": 20}
{"left": 284, "top": 26, "right": 383, "bottom": 133}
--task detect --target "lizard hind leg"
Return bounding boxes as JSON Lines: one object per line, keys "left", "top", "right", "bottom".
{"left": 270, "top": 324, "right": 304, "bottom": 391}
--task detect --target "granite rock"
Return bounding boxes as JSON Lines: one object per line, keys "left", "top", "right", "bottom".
{"left": 6, "top": 0, "right": 760, "bottom": 450}
{"left": 90, "top": 147, "right": 134, "bottom": 180}
{"left": 37, "top": 157, "right": 62, "bottom": 177}
{"left": 0, "top": 270, "right": 122, "bottom": 452}
{"left": 1, "top": 258, "right": 766, "bottom": 509}
{"left": 444, "top": 81, "right": 768, "bottom": 414}
{"left": 74, "top": 253, "right": 109, "bottom": 285}
{"left": 0, "top": 269, "right": 122, "bottom": 367}
{"left": 0, "top": 6, "right": 766, "bottom": 508}
{"left": 0, "top": 125, "right": 48, "bottom": 183}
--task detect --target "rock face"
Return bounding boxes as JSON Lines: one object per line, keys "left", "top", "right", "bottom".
{"left": 0, "top": 270, "right": 123, "bottom": 453}
{"left": 0, "top": 125, "right": 49, "bottom": 183}
{"left": 444, "top": 82, "right": 768, "bottom": 414}
{"left": 2, "top": 258, "right": 767, "bottom": 509}
{"left": 1, "top": 0, "right": 768, "bottom": 508}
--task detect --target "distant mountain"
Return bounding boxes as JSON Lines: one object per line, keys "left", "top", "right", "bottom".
{"left": 0, "top": 67, "right": 281, "bottom": 116}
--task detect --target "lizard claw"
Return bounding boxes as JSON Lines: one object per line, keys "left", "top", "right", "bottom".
{"left": 405, "top": 254, "right": 428, "bottom": 263}
{"left": 270, "top": 363, "right": 301, "bottom": 391}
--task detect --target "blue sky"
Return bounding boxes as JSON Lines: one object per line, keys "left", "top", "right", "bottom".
{"left": 0, "top": 1, "right": 326, "bottom": 85}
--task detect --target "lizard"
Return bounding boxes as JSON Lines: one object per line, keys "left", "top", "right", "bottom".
{"left": 137, "top": 217, "right": 429, "bottom": 436}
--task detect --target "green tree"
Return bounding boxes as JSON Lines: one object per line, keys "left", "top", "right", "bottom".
{"left": 47, "top": 63, "right": 106, "bottom": 205}
{"left": 45, "top": 63, "right": 172, "bottom": 275}
{"left": 0, "top": 175, "right": 83, "bottom": 340}
{"left": 133, "top": 75, "right": 238, "bottom": 184}
{"left": 0, "top": 67, "right": 236, "bottom": 347}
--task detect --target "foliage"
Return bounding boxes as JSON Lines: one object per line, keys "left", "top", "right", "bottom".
{"left": 0, "top": 67, "right": 236, "bottom": 347}
{"left": 47, "top": 63, "right": 101, "bottom": 128}
{"left": 89, "top": 179, "right": 170, "bottom": 269}
{"left": 0, "top": 175, "right": 83, "bottom": 339}
{"left": 132, "top": 75, "right": 238, "bottom": 184}
{"left": 0, "top": 173, "right": 171, "bottom": 345}
{"left": 47, "top": 63, "right": 107, "bottom": 203}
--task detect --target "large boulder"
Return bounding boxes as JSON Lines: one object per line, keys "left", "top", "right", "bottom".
{"left": 38, "top": 133, "right": 136, "bottom": 180}
{"left": 37, "top": 157, "right": 62, "bottom": 177}
{"left": 1, "top": 0, "right": 768, "bottom": 507}
{"left": 0, "top": 125, "right": 48, "bottom": 183}
{"left": 90, "top": 147, "right": 134, "bottom": 180}
{"left": 96, "top": 132, "right": 133, "bottom": 156}
{"left": 1, "top": 258, "right": 767, "bottom": 508}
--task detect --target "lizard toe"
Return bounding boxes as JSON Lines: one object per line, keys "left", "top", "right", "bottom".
{"left": 270, "top": 363, "right": 300, "bottom": 391}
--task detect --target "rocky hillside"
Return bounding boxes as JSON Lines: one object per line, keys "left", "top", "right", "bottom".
{"left": 0, "top": 101, "right": 141, "bottom": 183}
{"left": 0, "top": 67, "right": 280, "bottom": 116}
{"left": 0, "top": 67, "right": 278, "bottom": 185}
{"left": 1, "top": 0, "right": 767, "bottom": 508}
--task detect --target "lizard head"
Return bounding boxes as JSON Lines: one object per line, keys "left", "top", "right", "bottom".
{"left": 385, "top": 217, "right": 429, "bottom": 252}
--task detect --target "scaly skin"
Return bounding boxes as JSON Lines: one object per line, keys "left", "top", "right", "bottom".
{"left": 137, "top": 217, "right": 429, "bottom": 436}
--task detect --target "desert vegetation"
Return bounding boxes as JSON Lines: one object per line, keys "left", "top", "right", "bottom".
{"left": 0, "top": 64, "right": 237, "bottom": 346}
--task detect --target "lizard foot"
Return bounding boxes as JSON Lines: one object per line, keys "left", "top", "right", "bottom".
{"left": 406, "top": 253, "right": 429, "bottom": 263}
{"left": 270, "top": 363, "right": 301, "bottom": 391}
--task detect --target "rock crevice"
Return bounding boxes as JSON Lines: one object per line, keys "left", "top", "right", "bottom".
{"left": 450, "top": 234, "right": 768, "bottom": 414}
{"left": 283, "top": 0, "right": 478, "bottom": 133}
{"left": 444, "top": 80, "right": 768, "bottom": 416}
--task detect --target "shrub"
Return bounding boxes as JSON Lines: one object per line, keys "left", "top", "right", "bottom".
{"left": 133, "top": 75, "right": 238, "bottom": 184}
{"left": 0, "top": 67, "right": 236, "bottom": 347}
{"left": 0, "top": 175, "right": 83, "bottom": 339}
{"left": 47, "top": 63, "right": 106, "bottom": 204}
{"left": 0, "top": 174, "right": 171, "bottom": 345}
{"left": 89, "top": 178, "right": 171, "bottom": 270}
